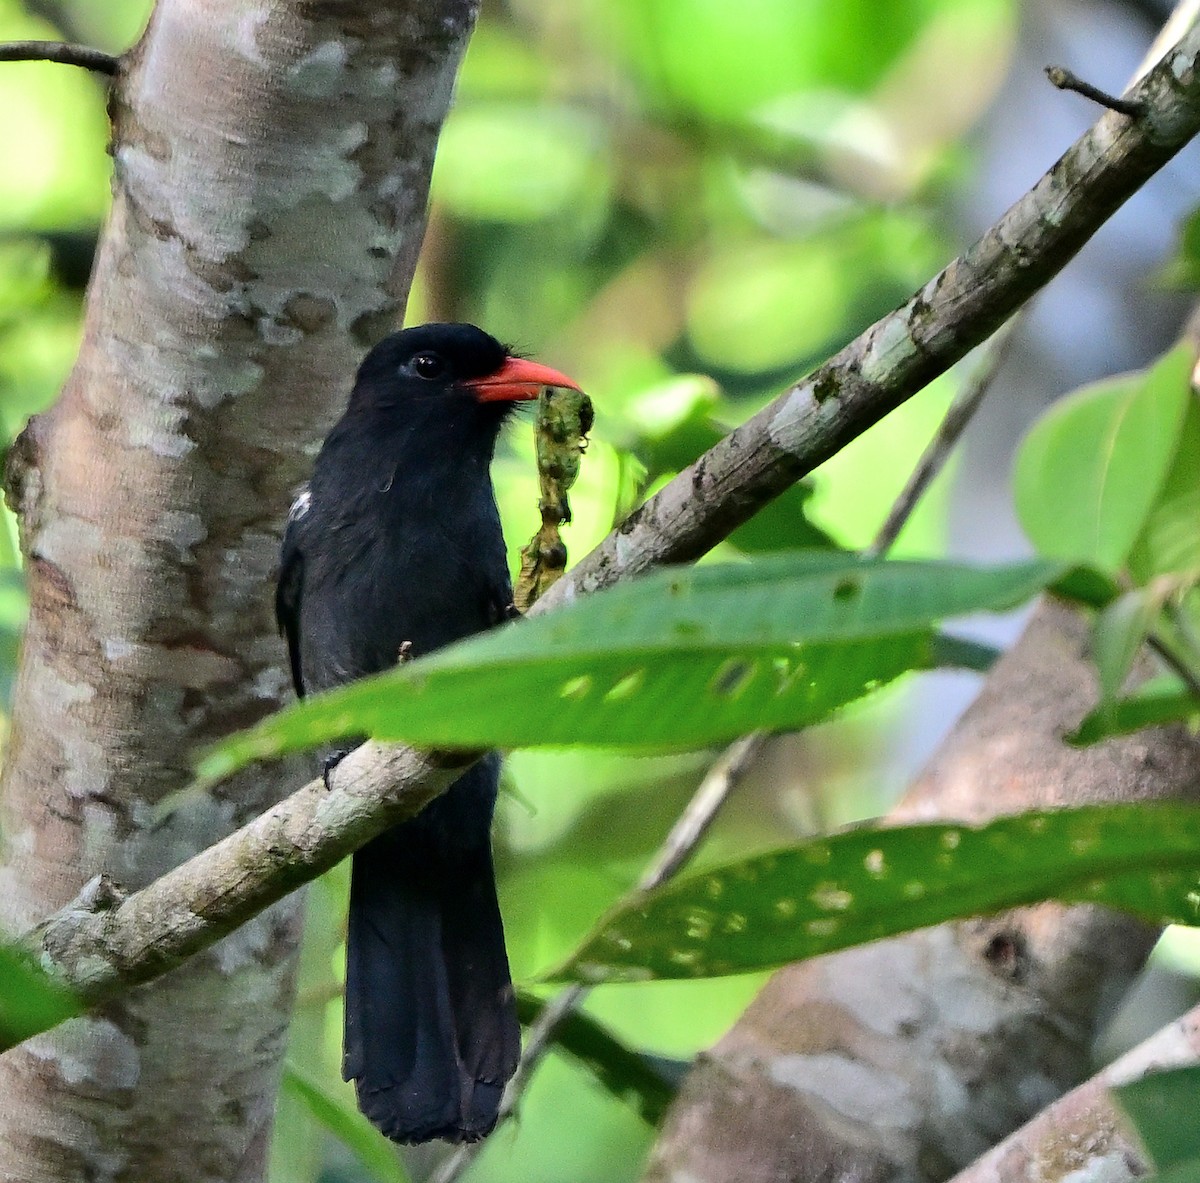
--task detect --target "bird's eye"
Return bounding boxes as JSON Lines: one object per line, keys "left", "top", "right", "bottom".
{"left": 411, "top": 352, "right": 446, "bottom": 381}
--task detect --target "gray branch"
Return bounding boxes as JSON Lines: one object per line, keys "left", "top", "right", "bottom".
{"left": 0, "top": 40, "right": 120, "bottom": 75}
{"left": 16, "top": 16, "right": 1200, "bottom": 1042}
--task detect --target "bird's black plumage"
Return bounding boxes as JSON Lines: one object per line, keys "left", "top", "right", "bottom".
{"left": 277, "top": 323, "right": 578, "bottom": 1143}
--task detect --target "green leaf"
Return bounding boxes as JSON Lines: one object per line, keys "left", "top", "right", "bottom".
{"left": 0, "top": 943, "right": 79, "bottom": 1052}
{"left": 1050, "top": 565, "right": 1121, "bottom": 609}
{"left": 1092, "top": 590, "right": 1163, "bottom": 702}
{"left": 549, "top": 802, "right": 1200, "bottom": 982}
{"left": 1014, "top": 345, "right": 1193, "bottom": 572}
{"left": 197, "top": 556, "right": 1063, "bottom": 784}
{"left": 1160, "top": 205, "right": 1200, "bottom": 290}
{"left": 435, "top": 105, "right": 610, "bottom": 224}
{"left": 514, "top": 991, "right": 678, "bottom": 1125}
{"left": 1130, "top": 395, "right": 1200, "bottom": 581}
{"left": 1116, "top": 1065, "right": 1200, "bottom": 1171}
{"left": 281, "top": 1063, "right": 412, "bottom": 1183}
{"left": 1150, "top": 1160, "right": 1200, "bottom": 1183}
{"left": 1069, "top": 675, "right": 1200, "bottom": 746}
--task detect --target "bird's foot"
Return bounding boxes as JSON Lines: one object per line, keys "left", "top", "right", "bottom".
{"left": 397, "top": 640, "right": 414, "bottom": 664}
{"left": 321, "top": 749, "right": 350, "bottom": 791}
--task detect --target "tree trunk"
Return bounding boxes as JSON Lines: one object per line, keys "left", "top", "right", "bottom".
{"left": 642, "top": 600, "right": 1200, "bottom": 1183}
{"left": 0, "top": 2, "right": 477, "bottom": 1179}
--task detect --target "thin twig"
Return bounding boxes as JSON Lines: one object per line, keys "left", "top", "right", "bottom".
{"left": 1045, "top": 65, "right": 1145, "bottom": 116}
{"left": 0, "top": 40, "right": 120, "bottom": 76}
{"left": 867, "top": 315, "right": 1023, "bottom": 557}
{"left": 635, "top": 735, "right": 766, "bottom": 890}
{"left": 430, "top": 734, "right": 766, "bottom": 1183}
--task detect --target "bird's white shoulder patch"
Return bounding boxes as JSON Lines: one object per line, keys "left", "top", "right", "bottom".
{"left": 288, "top": 487, "right": 312, "bottom": 524}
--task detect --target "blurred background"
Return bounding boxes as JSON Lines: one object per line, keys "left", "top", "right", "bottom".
{"left": 0, "top": 0, "right": 1197, "bottom": 1180}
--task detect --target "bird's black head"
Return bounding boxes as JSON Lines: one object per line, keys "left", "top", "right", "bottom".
{"left": 350, "top": 323, "right": 580, "bottom": 421}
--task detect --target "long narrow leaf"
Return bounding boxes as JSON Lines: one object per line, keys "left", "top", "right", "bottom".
{"left": 514, "top": 991, "right": 679, "bottom": 1125}
{"left": 550, "top": 802, "right": 1200, "bottom": 983}
{"left": 281, "top": 1063, "right": 412, "bottom": 1183}
{"left": 198, "top": 556, "right": 1063, "bottom": 783}
{"left": 1070, "top": 675, "right": 1200, "bottom": 745}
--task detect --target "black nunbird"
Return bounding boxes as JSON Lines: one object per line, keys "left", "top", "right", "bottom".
{"left": 276, "top": 323, "right": 582, "bottom": 1143}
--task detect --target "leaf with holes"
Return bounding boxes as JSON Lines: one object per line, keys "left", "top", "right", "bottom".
{"left": 549, "top": 802, "right": 1200, "bottom": 982}
{"left": 197, "top": 554, "right": 1064, "bottom": 784}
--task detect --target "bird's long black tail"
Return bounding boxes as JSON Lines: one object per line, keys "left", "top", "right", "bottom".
{"left": 342, "top": 761, "right": 520, "bottom": 1144}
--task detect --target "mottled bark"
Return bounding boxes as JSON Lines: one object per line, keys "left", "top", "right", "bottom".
{"left": 950, "top": 1002, "right": 1200, "bottom": 1183}
{"left": 0, "top": 2, "right": 477, "bottom": 1181}
{"left": 641, "top": 602, "right": 1200, "bottom": 1183}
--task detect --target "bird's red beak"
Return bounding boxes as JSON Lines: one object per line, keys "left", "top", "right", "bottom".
{"left": 468, "top": 356, "right": 583, "bottom": 402}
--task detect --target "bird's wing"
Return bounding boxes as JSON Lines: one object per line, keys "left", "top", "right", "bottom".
{"left": 276, "top": 488, "right": 310, "bottom": 698}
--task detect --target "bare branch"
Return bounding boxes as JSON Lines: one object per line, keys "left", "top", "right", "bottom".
{"left": 948, "top": 998, "right": 1200, "bottom": 1183}
{"left": 867, "top": 314, "right": 1022, "bottom": 557}
{"left": 538, "top": 21, "right": 1200, "bottom": 607}
{"left": 1045, "top": 65, "right": 1145, "bottom": 116}
{"left": 0, "top": 40, "right": 119, "bottom": 75}
{"left": 23, "top": 743, "right": 466, "bottom": 1012}
{"left": 13, "top": 9, "right": 1200, "bottom": 1053}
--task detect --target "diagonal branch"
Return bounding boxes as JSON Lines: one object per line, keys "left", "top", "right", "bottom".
{"left": 537, "top": 20, "right": 1200, "bottom": 605}
{"left": 949, "top": 995, "right": 1200, "bottom": 1182}
{"left": 16, "top": 15, "right": 1200, "bottom": 1039}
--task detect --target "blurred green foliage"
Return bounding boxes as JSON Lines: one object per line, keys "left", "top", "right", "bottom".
{"left": 1116, "top": 1065, "right": 1200, "bottom": 1181}
{"left": 1014, "top": 343, "right": 1200, "bottom": 747}
{"left": 0, "top": 0, "right": 1083, "bottom": 1180}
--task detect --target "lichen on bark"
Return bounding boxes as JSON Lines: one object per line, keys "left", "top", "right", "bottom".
{"left": 0, "top": 2, "right": 479, "bottom": 1180}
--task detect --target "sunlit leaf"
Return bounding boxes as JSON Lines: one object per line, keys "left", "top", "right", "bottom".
{"left": 435, "top": 105, "right": 610, "bottom": 224}
{"left": 1130, "top": 396, "right": 1200, "bottom": 582}
{"left": 281, "top": 1063, "right": 412, "bottom": 1183}
{"left": 0, "top": 3, "right": 111, "bottom": 229}
{"left": 197, "top": 556, "right": 1063, "bottom": 783}
{"left": 551, "top": 803, "right": 1200, "bottom": 982}
{"left": 1014, "top": 346, "right": 1193, "bottom": 572}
